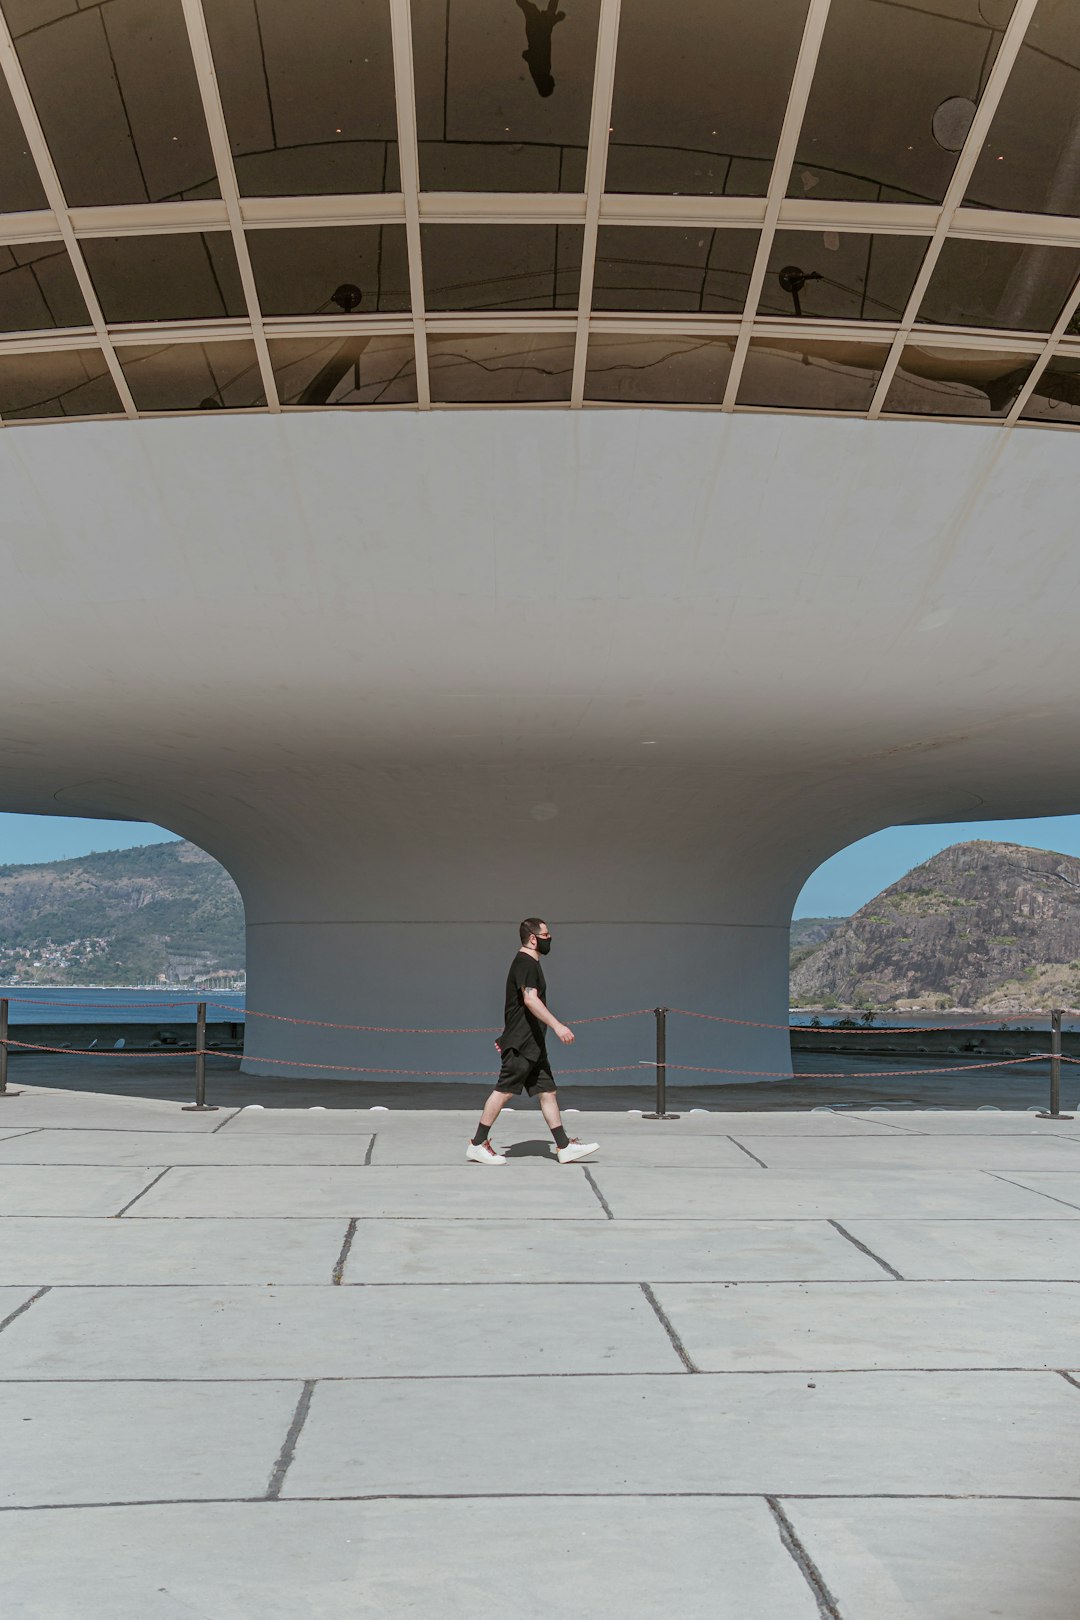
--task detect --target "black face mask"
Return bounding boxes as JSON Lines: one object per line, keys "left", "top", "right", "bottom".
{"left": 536, "top": 937, "right": 552, "bottom": 955}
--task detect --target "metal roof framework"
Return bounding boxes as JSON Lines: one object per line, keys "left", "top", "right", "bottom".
{"left": 0, "top": 0, "right": 1078, "bottom": 428}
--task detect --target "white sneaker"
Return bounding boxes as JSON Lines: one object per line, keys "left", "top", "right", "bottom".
{"left": 466, "top": 1140, "right": 506, "bottom": 1165}
{"left": 556, "top": 1138, "right": 598, "bottom": 1164}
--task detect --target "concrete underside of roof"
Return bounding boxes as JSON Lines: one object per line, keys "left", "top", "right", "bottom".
{"left": 0, "top": 409, "right": 1075, "bottom": 1080}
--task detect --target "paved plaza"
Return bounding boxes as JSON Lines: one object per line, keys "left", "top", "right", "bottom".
{"left": 3, "top": 1086, "right": 1080, "bottom": 1615}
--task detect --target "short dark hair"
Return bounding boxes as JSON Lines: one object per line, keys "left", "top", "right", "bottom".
{"left": 519, "top": 917, "right": 546, "bottom": 944}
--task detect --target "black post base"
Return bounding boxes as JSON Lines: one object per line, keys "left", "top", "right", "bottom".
{"left": 643, "top": 1111, "right": 680, "bottom": 1120}
{"left": 182, "top": 1103, "right": 220, "bottom": 1112}
{"left": 1036, "top": 1110, "right": 1074, "bottom": 1119}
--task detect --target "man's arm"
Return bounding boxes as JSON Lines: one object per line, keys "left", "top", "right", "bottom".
{"left": 523, "top": 986, "right": 575, "bottom": 1044}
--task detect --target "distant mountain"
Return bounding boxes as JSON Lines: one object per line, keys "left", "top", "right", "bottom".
{"left": 791, "top": 840, "right": 1080, "bottom": 1011}
{"left": 0, "top": 840, "right": 244, "bottom": 986}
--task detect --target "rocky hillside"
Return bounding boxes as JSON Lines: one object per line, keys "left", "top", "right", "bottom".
{"left": 0, "top": 840, "right": 244, "bottom": 985}
{"left": 790, "top": 915, "right": 844, "bottom": 969}
{"left": 791, "top": 840, "right": 1080, "bottom": 1011}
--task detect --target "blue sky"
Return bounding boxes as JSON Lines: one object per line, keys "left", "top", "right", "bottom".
{"left": 2, "top": 811, "right": 1080, "bottom": 920}
{"left": 794, "top": 816, "right": 1080, "bottom": 917}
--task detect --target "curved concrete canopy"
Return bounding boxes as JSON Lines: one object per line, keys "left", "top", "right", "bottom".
{"left": 1, "top": 408, "right": 1078, "bottom": 1079}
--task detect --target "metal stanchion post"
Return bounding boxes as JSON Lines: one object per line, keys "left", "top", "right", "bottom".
{"left": 182, "top": 1001, "right": 219, "bottom": 1112}
{"left": 644, "top": 1005, "right": 679, "bottom": 1120}
{"left": 1037, "top": 1007, "right": 1073, "bottom": 1120}
{"left": 0, "top": 997, "right": 19, "bottom": 1097}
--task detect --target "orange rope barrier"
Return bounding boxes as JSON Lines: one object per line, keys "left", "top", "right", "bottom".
{"left": 2, "top": 1036, "right": 646, "bottom": 1077}
{"left": 201, "top": 1002, "right": 652, "bottom": 1033}
{"left": 665, "top": 1056, "right": 1048, "bottom": 1078}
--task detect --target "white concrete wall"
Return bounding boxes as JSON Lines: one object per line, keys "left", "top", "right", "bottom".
{"left": 1, "top": 409, "right": 1079, "bottom": 1082}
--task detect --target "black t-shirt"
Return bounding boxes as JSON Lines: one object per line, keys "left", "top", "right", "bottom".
{"left": 498, "top": 950, "right": 547, "bottom": 1057}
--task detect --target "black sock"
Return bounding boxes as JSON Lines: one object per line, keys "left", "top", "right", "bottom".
{"left": 472, "top": 1122, "right": 491, "bottom": 1145}
{"left": 551, "top": 1125, "right": 569, "bottom": 1149}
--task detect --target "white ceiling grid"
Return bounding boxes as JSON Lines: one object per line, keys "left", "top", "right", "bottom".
{"left": 0, "top": 0, "right": 1075, "bottom": 425}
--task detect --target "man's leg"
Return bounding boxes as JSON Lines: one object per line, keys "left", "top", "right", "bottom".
{"left": 538, "top": 1081, "right": 599, "bottom": 1163}
{"left": 472, "top": 1088, "right": 511, "bottom": 1143}
{"left": 538, "top": 1088, "right": 569, "bottom": 1149}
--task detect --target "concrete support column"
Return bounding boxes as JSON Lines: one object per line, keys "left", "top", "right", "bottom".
{"left": 239, "top": 917, "right": 794, "bottom": 1082}
{"left": 199, "top": 764, "right": 808, "bottom": 1085}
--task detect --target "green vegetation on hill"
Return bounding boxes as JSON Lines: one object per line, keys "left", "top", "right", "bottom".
{"left": 0, "top": 840, "right": 244, "bottom": 986}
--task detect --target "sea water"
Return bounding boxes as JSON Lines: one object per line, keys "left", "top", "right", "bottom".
{"left": 0, "top": 986, "right": 246, "bottom": 1023}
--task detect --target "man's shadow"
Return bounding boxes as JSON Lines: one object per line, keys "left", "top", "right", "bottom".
{"left": 515, "top": 0, "right": 565, "bottom": 98}
{"left": 503, "top": 1138, "right": 557, "bottom": 1158}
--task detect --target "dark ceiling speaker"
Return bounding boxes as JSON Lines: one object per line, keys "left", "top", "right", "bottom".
{"left": 330, "top": 283, "right": 363, "bottom": 313}
{"left": 932, "top": 96, "right": 976, "bottom": 153}
{"left": 778, "top": 264, "right": 822, "bottom": 317}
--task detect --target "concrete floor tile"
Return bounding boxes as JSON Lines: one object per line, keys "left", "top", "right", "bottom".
{"left": 788, "top": 1498, "right": 1080, "bottom": 1620}
{"left": 988, "top": 1173, "right": 1080, "bottom": 1213}
{"left": 284, "top": 1370, "right": 1080, "bottom": 1498}
{"left": 0, "top": 1497, "right": 822, "bottom": 1620}
{"left": 838, "top": 1218, "right": 1080, "bottom": 1280}
{"left": 847, "top": 1111, "right": 1080, "bottom": 1136}
{"left": 0, "top": 1217, "right": 349, "bottom": 1286}
{"left": 734, "top": 1135, "right": 1080, "bottom": 1170}
{"left": 369, "top": 1110, "right": 901, "bottom": 1142}
{"left": 601, "top": 1110, "right": 902, "bottom": 1135}
{"left": 220, "top": 1109, "right": 387, "bottom": 1135}
{"left": 370, "top": 1129, "right": 756, "bottom": 1166}
{"left": 652, "top": 1281, "right": 1080, "bottom": 1370}
{"left": 125, "top": 1164, "right": 607, "bottom": 1218}
{"left": 0, "top": 1129, "right": 377, "bottom": 1165}
{"left": 342, "top": 1217, "right": 887, "bottom": 1283}
{"left": 0, "top": 1380, "right": 299, "bottom": 1507}
{"left": 0, "top": 1095, "right": 237, "bottom": 1131}
{"left": 0, "top": 1283, "right": 683, "bottom": 1378}
{"left": 0, "top": 1165, "right": 162, "bottom": 1216}
{"left": 587, "top": 1166, "right": 1080, "bottom": 1220}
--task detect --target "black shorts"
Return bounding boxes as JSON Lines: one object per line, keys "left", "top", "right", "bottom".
{"left": 496, "top": 1047, "right": 557, "bottom": 1096}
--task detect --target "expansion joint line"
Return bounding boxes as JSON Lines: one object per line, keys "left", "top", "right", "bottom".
{"left": 766, "top": 1497, "right": 844, "bottom": 1620}
{"left": 827, "top": 1220, "right": 904, "bottom": 1281}
{"left": 728, "top": 1137, "right": 768, "bottom": 1168}
{"left": 266, "top": 1380, "right": 316, "bottom": 1499}
{"left": 113, "top": 1167, "right": 172, "bottom": 1218}
{"left": 0, "top": 1287, "right": 50, "bottom": 1336}
{"left": 639, "top": 1282, "right": 697, "bottom": 1372}
{"left": 582, "top": 1166, "right": 614, "bottom": 1219}
{"left": 210, "top": 1110, "right": 243, "bottom": 1132}
{"left": 332, "top": 1219, "right": 358, "bottom": 1285}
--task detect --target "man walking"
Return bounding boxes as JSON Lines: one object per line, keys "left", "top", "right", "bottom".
{"left": 467, "top": 918, "right": 598, "bottom": 1165}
